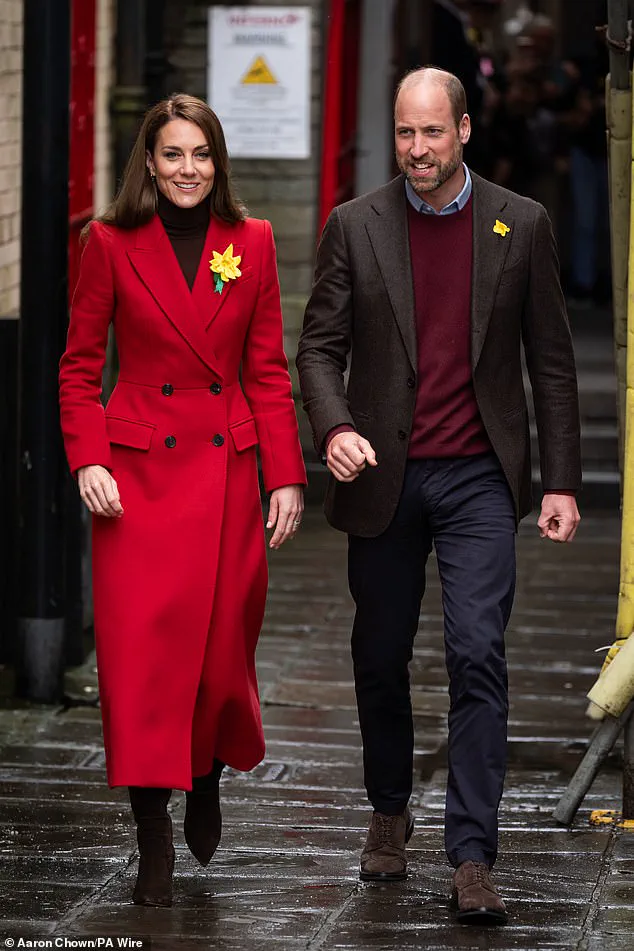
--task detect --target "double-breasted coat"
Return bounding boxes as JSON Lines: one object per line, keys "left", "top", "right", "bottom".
{"left": 59, "top": 212, "right": 306, "bottom": 789}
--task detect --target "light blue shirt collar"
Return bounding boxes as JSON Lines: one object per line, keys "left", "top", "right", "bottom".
{"left": 405, "top": 164, "right": 472, "bottom": 215}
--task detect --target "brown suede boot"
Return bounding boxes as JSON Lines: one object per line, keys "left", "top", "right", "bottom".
{"left": 359, "top": 807, "right": 414, "bottom": 882}
{"left": 451, "top": 861, "right": 508, "bottom": 925}
{"left": 184, "top": 761, "right": 223, "bottom": 866}
{"left": 132, "top": 815, "right": 175, "bottom": 907}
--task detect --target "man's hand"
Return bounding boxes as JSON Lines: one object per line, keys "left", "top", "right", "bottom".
{"left": 537, "top": 493, "right": 580, "bottom": 543}
{"left": 77, "top": 464, "right": 123, "bottom": 518}
{"left": 327, "top": 431, "right": 378, "bottom": 483}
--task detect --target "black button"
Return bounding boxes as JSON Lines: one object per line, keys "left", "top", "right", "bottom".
{"left": 165, "top": 435, "right": 177, "bottom": 448}
{"left": 407, "top": 377, "right": 415, "bottom": 389}
{"left": 398, "top": 430, "right": 407, "bottom": 441}
{"left": 210, "top": 383, "right": 222, "bottom": 395}
{"left": 161, "top": 384, "right": 174, "bottom": 396}
{"left": 212, "top": 434, "right": 225, "bottom": 447}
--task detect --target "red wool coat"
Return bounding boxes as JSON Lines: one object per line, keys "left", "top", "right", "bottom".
{"left": 59, "top": 213, "right": 306, "bottom": 789}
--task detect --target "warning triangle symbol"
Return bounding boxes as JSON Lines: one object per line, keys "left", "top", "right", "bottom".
{"left": 241, "top": 55, "right": 278, "bottom": 85}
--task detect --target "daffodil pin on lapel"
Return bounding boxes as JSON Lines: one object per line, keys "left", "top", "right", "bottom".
{"left": 209, "top": 244, "right": 242, "bottom": 294}
{"left": 493, "top": 219, "right": 510, "bottom": 237}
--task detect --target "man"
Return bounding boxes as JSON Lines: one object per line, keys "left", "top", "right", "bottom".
{"left": 296, "top": 68, "right": 580, "bottom": 925}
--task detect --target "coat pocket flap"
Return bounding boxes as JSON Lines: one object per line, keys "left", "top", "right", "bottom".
{"left": 106, "top": 416, "right": 155, "bottom": 450}
{"left": 229, "top": 417, "right": 258, "bottom": 452}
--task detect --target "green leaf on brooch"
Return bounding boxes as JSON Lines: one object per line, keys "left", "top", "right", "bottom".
{"left": 213, "top": 273, "right": 224, "bottom": 294}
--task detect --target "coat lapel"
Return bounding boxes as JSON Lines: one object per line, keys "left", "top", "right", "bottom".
{"left": 127, "top": 216, "right": 222, "bottom": 378}
{"left": 191, "top": 218, "right": 245, "bottom": 331}
{"left": 470, "top": 174, "right": 513, "bottom": 370}
{"left": 365, "top": 177, "right": 417, "bottom": 372}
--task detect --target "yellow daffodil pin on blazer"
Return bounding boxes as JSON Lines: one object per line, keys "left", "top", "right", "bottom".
{"left": 209, "top": 244, "right": 242, "bottom": 294}
{"left": 493, "top": 219, "right": 510, "bottom": 237}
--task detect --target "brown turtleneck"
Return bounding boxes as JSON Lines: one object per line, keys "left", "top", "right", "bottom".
{"left": 157, "top": 190, "right": 210, "bottom": 291}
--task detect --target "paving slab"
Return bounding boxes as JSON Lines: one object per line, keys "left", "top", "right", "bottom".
{"left": 0, "top": 509, "right": 632, "bottom": 950}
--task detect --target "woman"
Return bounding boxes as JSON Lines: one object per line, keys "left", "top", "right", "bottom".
{"left": 59, "top": 94, "right": 306, "bottom": 906}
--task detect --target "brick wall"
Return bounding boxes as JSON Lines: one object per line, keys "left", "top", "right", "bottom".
{"left": 163, "top": 0, "right": 324, "bottom": 391}
{"left": 0, "top": 1, "right": 23, "bottom": 319}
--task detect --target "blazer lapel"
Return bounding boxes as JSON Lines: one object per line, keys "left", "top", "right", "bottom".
{"left": 365, "top": 177, "right": 417, "bottom": 372}
{"left": 191, "top": 218, "right": 245, "bottom": 331}
{"left": 127, "top": 216, "right": 222, "bottom": 378}
{"left": 470, "top": 174, "right": 513, "bottom": 370}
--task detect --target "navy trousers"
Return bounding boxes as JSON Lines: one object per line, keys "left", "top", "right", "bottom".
{"left": 348, "top": 453, "right": 516, "bottom": 868}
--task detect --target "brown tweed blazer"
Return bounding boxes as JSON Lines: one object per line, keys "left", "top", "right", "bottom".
{"left": 296, "top": 172, "right": 581, "bottom": 537}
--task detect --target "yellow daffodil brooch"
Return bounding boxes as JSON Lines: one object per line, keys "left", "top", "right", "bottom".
{"left": 209, "top": 244, "right": 242, "bottom": 294}
{"left": 493, "top": 219, "right": 510, "bottom": 237}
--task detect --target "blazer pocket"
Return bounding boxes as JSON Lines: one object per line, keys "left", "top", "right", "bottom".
{"left": 229, "top": 416, "right": 259, "bottom": 452}
{"left": 501, "top": 254, "right": 525, "bottom": 274}
{"left": 238, "top": 265, "right": 255, "bottom": 284}
{"left": 106, "top": 415, "right": 155, "bottom": 450}
{"left": 498, "top": 256, "right": 527, "bottom": 289}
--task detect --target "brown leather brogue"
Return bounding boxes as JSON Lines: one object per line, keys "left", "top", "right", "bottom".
{"left": 451, "top": 860, "right": 508, "bottom": 925}
{"left": 359, "top": 807, "right": 414, "bottom": 882}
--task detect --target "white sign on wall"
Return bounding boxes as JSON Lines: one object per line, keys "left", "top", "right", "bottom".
{"left": 208, "top": 7, "right": 311, "bottom": 160}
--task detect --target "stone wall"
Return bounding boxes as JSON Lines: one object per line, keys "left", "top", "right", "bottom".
{"left": 163, "top": 0, "right": 324, "bottom": 390}
{"left": 0, "top": 0, "right": 23, "bottom": 319}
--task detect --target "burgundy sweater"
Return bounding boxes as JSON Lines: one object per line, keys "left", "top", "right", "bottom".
{"left": 407, "top": 196, "right": 491, "bottom": 458}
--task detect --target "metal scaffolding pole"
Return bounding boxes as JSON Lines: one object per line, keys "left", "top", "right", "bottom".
{"left": 554, "top": 0, "right": 633, "bottom": 824}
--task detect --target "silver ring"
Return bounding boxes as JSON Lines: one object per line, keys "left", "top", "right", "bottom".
{"left": 293, "top": 519, "right": 302, "bottom": 526}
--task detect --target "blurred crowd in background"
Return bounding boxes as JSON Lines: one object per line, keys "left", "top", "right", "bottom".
{"left": 433, "top": 0, "right": 610, "bottom": 307}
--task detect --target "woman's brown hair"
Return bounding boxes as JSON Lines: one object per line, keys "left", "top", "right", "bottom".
{"left": 92, "top": 94, "right": 244, "bottom": 234}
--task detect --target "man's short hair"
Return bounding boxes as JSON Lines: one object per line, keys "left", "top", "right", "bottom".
{"left": 394, "top": 67, "right": 467, "bottom": 128}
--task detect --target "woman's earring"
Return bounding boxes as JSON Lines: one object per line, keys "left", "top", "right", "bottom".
{"left": 149, "top": 170, "right": 158, "bottom": 210}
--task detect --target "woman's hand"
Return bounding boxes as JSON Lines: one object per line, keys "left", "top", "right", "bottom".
{"left": 266, "top": 484, "right": 304, "bottom": 549}
{"left": 77, "top": 465, "right": 123, "bottom": 518}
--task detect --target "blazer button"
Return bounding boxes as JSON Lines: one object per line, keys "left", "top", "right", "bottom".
{"left": 210, "top": 383, "right": 222, "bottom": 395}
{"left": 212, "top": 434, "right": 225, "bottom": 447}
{"left": 407, "top": 377, "right": 415, "bottom": 389}
{"left": 165, "top": 435, "right": 177, "bottom": 448}
{"left": 398, "top": 430, "right": 407, "bottom": 441}
{"left": 161, "top": 384, "right": 174, "bottom": 396}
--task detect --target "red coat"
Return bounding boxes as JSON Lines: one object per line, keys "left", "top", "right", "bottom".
{"left": 59, "top": 213, "right": 306, "bottom": 789}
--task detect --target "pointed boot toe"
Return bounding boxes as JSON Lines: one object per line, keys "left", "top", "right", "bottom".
{"left": 184, "top": 785, "right": 222, "bottom": 866}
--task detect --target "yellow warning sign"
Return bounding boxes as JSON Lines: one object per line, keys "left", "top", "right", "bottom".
{"left": 241, "top": 56, "right": 278, "bottom": 85}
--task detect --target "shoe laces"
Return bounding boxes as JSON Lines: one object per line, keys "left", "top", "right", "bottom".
{"left": 375, "top": 813, "right": 399, "bottom": 845}
{"left": 471, "top": 862, "right": 494, "bottom": 890}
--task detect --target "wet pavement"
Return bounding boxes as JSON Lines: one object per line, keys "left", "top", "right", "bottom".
{"left": 1, "top": 509, "right": 633, "bottom": 950}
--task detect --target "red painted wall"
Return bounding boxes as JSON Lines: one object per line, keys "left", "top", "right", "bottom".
{"left": 68, "top": 0, "right": 96, "bottom": 299}
{"left": 319, "top": 0, "right": 361, "bottom": 233}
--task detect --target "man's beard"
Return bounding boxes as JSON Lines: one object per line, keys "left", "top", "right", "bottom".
{"left": 400, "top": 143, "right": 463, "bottom": 197}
